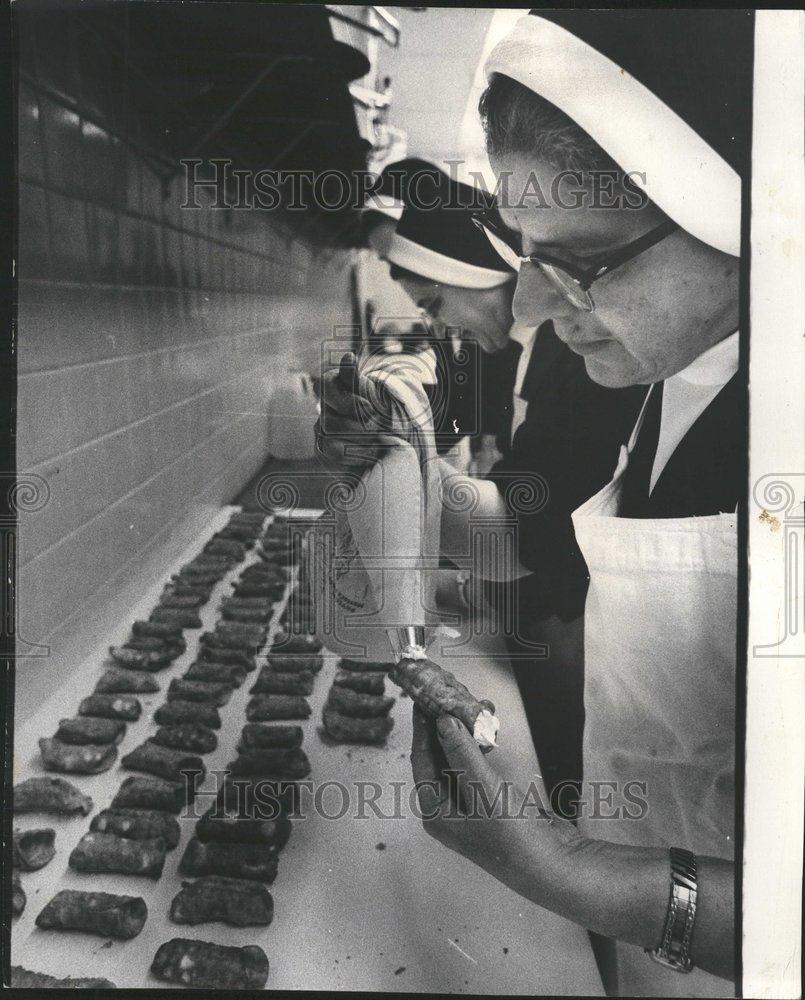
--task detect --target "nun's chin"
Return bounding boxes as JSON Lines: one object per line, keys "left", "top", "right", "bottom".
{"left": 582, "top": 346, "right": 642, "bottom": 388}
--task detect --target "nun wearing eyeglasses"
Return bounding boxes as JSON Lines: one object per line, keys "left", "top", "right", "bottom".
{"left": 321, "top": 10, "right": 749, "bottom": 997}
{"left": 327, "top": 161, "right": 644, "bottom": 809}
{"left": 428, "top": 11, "right": 747, "bottom": 997}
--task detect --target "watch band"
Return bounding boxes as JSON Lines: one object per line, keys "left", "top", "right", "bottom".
{"left": 648, "top": 847, "right": 698, "bottom": 973}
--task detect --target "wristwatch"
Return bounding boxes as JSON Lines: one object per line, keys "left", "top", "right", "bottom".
{"left": 648, "top": 847, "right": 698, "bottom": 972}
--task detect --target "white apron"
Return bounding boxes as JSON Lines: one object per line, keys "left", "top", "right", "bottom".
{"left": 571, "top": 387, "right": 737, "bottom": 998}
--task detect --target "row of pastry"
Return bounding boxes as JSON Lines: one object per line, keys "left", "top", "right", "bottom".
{"left": 10, "top": 508, "right": 268, "bottom": 990}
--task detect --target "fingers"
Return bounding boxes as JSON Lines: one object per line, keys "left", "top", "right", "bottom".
{"left": 410, "top": 705, "right": 451, "bottom": 820}
{"left": 435, "top": 714, "right": 497, "bottom": 805}
{"left": 320, "top": 363, "right": 360, "bottom": 418}
{"left": 314, "top": 418, "right": 377, "bottom": 469}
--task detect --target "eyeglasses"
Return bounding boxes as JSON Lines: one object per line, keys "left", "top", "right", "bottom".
{"left": 471, "top": 208, "right": 679, "bottom": 312}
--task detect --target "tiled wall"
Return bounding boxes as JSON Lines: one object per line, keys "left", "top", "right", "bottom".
{"left": 16, "top": 66, "right": 355, "bottom": 721}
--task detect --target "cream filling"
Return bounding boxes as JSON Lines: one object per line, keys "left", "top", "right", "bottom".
{"left": 473, "top": 709, "right": 500, "bottom": 749}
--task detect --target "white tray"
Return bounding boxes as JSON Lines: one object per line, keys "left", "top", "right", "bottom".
{"left": 12, "top": 506, "right": 603, "bottom": 994}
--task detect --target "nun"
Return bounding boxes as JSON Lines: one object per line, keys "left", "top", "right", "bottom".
{"left": 323, "top": 156, "right": 645, "bottom": 807}
{"left": 403, "top": 10, "right": 749, "bottom": 998}
{"left": 374, "top": 163, "right": 645, "bottom": 805}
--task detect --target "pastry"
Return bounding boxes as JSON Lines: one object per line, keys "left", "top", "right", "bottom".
{"left": 339, "top": 658, "right": 392, "bottom": 672}
{"left": 152, "top": 723, "right": 218, "bottom": 754}
{"left": 220, "top": 595, "right": 274, "bottom": 612}
{"left": 12, "top": 872, "right": 25, "bottom": 916}
{"left": 205, "top": 537, "right": 246, "bottom": 559}
{"left": 121, "top": 741, "right": 206, "bottom": 784}
{"left": 178, "top": 837, "right": 279, "bottom": 883}
{"left": 158, "top": 593, "right": 207, "bottom": 609}
{"left": 55, "top": 715, "right": 126, "bottom": 744}
{"left": 249, "top": 669, "right": 313, "bottom": 696}
{"left": 124, "top": 635, "right": 185, "bottom": 656}
{"left": 270, "top": 630, "right": 321, "bottom": 654}
{"left": 151, "top": 938, "right": 269, "bottom": 989}
{"left": 149, "top": 606, "right": 203, "bottom": 629}
{"left": 237, "top": 722, "right": 303, "bottom": 750}
{"left": 169, "top": 876, "right": 273, "bottom": 927}
{"left": 246, "top": 694, "right": 310, "bottom": 721}
{"left": 390, "top": 655, "right": 499, "bottom": 748}
{"left": 218, "top": 776, "right": 300, "bottom": 816}
{"left": 184, "top": 660, "right": 246, "bottom": 687}
{"left": 231, "top": 580, "right": 284, "bottom": 599}
{"left": 90, "top": 808, "right": 181, "bottom": 848}
{"left": 322, "top": 706, "right": 394, "bottom": 745}
{"left": 10, "top": 967, "right": 116, "bottom": 989}
{"left": 333, "top": 669, "right": 386, "bottom": 694}
{"left": 163, "top": 581, "right": 213, "bottom": 600}
{"left": 217, "top": 524, "right": 260, "bottom": 543}
{"left": 35, "top": 889, "right": 147, "bottom": 939}
{"left": 132, "top": 619, "right": 184, "bottom": 640}
{"left": 167, "top": 678, "right": 233, "bottom": 706}
{"left": 200, "top": 630, "right": 263, "bottom": 654}
{"left": 94, "top": 667, "right": 160, "bottom": 694}
{"left": 196, "top": 803, "right": 291, "bottom": 847}
{"left": 325, "top": 686, "right": 395, "bottom": 718}
{"left": 13, "top": 776, "right": 92, "bottom": 815}
{"left": 220, "top": 605, "right": 272, "bottom": 624}
{"left": 55, "top": 716, "right": 126, "bottom": 745}
{"left": 212, "top": 621, "right": 266, "bottom": 650}
{"left": 112, "top": 775, "right": 186, "bottom": 813}
{"left": 78, "top": 693, "right": 141, "bottom": 721}
{"left": 174, "top": 567, "right": 225, "bottom": 585}
{"left": 228, "top": 748, "right": 311, "bottom": 779}
{"left": 235, "top": 563, "right": 285, "bottom": 579}
{"left": 108, "top": 645, "right": 175, "bottom": 670}
{"left": 69, "top": 831, "right": 166, "bottom": 878}
{"left": 39, "top": 736, "right": 118, "bottom": 774}
{"left": 198, "top": 643, "right": 256, "bottom": 670}
{"left": 154, "top": 699, "right": 222, "bottom": 730}
{"left": 12, "top": 827, "right": 56, "bottom": 870}
{"left": 265, "top": 652, "right": 323, "bottom": 673}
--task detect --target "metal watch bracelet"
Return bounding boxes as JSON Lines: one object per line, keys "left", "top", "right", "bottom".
{"left": 648, "top": 846, "right": 698, "bottom": 972}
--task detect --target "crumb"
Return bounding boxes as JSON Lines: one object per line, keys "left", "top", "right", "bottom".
{"left": 375, "top": 842, "right": 386, "bottom": 850}
{"left": 503, "top": 947, "right": 509, "bottom": 955}
{"left": 346, "top": 956, "right": 351, "bottom": 960}
{"left": 101, "top": 940, "right": 113, "bottom": 949}
{"left": 394, "top": 967, "right": 405, "bottom": 976}
{"left": 454, "top": 938, "right": 459, "bottom": 944}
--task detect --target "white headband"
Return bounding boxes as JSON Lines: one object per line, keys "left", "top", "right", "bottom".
{"left": 484, "top": 15, "right": 741, "bottom": 256}
{"left": 385, "top": 233, "right": 515, "bottom": 289}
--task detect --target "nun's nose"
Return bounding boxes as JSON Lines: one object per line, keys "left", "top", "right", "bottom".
{"left": 511, "top": 263, "right": 565, "bottom": 329}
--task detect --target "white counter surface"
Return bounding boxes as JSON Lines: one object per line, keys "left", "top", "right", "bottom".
{"left": 12, "top": 507, "right": 603, "bottom": 994}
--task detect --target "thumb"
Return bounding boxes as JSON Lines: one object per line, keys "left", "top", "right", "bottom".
{"left": 337, "top": 352, "right": 357, "bottom": 389}
{"left": 435, "top": 714, "right": 495, "bottom": 788}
